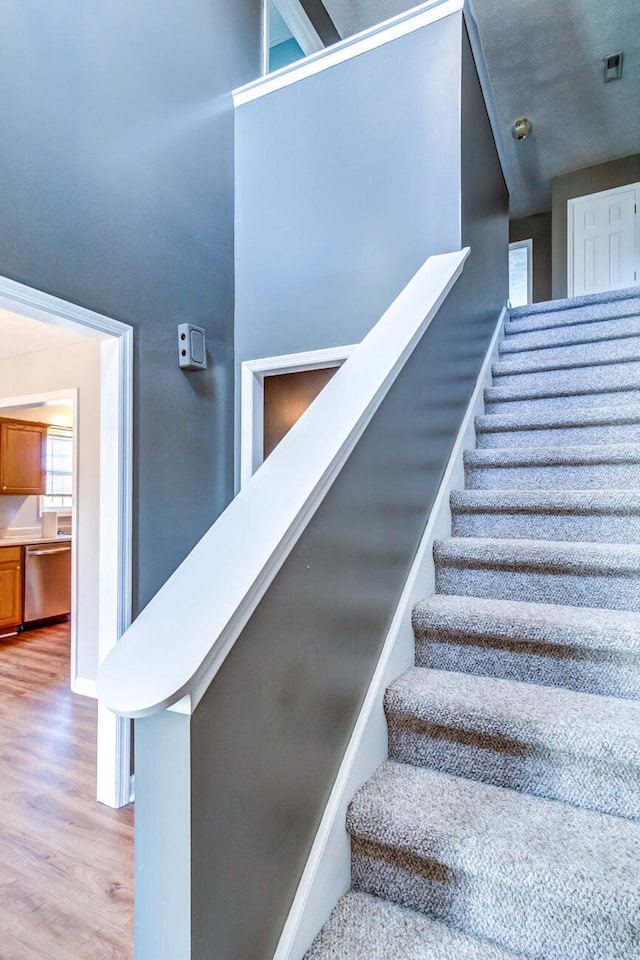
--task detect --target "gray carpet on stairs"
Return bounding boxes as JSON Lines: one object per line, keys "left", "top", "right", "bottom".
{"left": 348, "top": 763, "right": 640, "bottom": 960}
{"left": 304, "top": 288, "right": 640, "bottom": 959}
{"left": 450, "top": 489, "right": 640, "bottom": 542}
{"left": 304, "top": 891, "right": 525, "bottom": 959}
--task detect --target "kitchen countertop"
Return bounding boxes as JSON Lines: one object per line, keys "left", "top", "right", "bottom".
{"left": 0, "top": 535, "right": 72, "bottom": 546}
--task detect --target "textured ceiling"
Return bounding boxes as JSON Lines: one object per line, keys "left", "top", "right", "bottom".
{"left": 0, "top": 310, "right": 85, "bottom": 361}
{"left": 322, "top": 0, "right": 640, "bottom": 218}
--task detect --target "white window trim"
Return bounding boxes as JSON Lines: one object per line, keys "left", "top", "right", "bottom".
{"left": 41, "top": 424, "right": 73, "bottom": 514}
{"left": 509, "top": 238, "right": 533, "bottom": 307}
{"left": 240, "top": 344, "right": 356, "bottom": 489}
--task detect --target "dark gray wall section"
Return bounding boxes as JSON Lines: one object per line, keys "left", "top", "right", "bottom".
{"left": 460, "top": 27, "right": 509, "bottom": 324}
{"left": 135, "top": 711, "right": 191, "bottom": 959}
{"left": 234, "top": 12, "right": 463, "bottom": 363}
{"left": 551, "top": 153, "right": 640, "bottom": 299}
{"left": 510, "top": 212, "right": 552, "bottom": 303}
{"left": 299, "top": 0, "right": 341, "bottom": 44}
{"left": 0, "top": 0, "right": 261, "bottom": 612}
{"left": 190, "top": 24, "right": 508, "bottom": 959}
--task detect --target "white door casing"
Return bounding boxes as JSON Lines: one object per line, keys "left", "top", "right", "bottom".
{"left": 568, "top": 184, "right": 639, "bottom": 297}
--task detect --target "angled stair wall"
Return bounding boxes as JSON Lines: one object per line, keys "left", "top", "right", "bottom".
{"left": 305, "top": 286, "right": 640, "bottom": 959}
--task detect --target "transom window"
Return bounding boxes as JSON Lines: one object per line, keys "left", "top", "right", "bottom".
{"left": 266, "top": 0, "right": 325, "bottom": 73}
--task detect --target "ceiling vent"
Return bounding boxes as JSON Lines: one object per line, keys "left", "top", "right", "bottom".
{"left": 603, "top": 51, "right": 623, "bottom": 82}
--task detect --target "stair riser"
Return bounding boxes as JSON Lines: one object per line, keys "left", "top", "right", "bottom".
{"left": 451, "top": 511, "right": 640, "bottom": 543}
{"left": 484, "top": 390, "right": 640, "bottom": 415}
{"left": 386, "top": 726, "right": 640, "bottom": 821}
{"left": 465, "top": 460, "right": 640, "bottom": 490}
{"left": 505, "top": 298, "right": 640, "bottom": 335}
{"left": 350, "top": 843, "right": 625, "bottom": 960}
{"left": 435, "top": 564, "right": 640, "bottom": 612}
{"left": 493, "top": 359, "right": 640, "bottom": 391}
{"left": 501, "top": 318, "right": 640, "bottom": 355}
{"left": 415, "top": 636, "right": 640, "bottom": 699}
{"left": 476, "top": 422, "right": 640, "bottom": 449}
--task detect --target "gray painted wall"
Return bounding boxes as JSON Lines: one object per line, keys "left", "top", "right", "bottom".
{"left": 551, "top": 153, "right": 640, "bottom": 299}
{"left": 0, "top": 0, "right": 261, "bottom": 613}
{"left": 510, "top": 212, "right": 552, "bottom": 303}
{"left": 234, "top": 12, "right": 464, "bottom": 365}
{"left": 186, "top": 21, "right": 507, "bottom": 959}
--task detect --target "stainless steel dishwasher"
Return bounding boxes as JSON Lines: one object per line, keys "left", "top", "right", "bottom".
{"left": 23, "top": 540, "right": 72, "bottom": 624}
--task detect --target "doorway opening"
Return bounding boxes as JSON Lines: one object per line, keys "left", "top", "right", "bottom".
{"left": 0, "top": 275, "right": 133, "bottom": 808}
{"left": 509, "top": 238, "right": 532, "bottom": 307}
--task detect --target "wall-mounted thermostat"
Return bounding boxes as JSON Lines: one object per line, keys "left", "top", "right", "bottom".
{"left": 178, "top": 323, "right": 208, "bottom": 370}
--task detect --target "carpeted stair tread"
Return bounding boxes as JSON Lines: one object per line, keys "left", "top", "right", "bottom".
{"left": 434, "top": 536, "right": 640, "bottom": 610}
{"left": 412, "top": 593, "right": 640, "bottom": 651}
{"left": 451, "top": 488, "right": 640, "bottom": 514}
{"left": 500, "top": 315, "right": 640, "bottom": 356}
{"left": 304, "top": 891, "right": 525, "bottom": 960}
{"left": 507, "top": 287, "right": 640, "bottom": 327}
{"left": 412, "top": 594, "right": 640, "bottom": 698}
{"left": 475, "top": 404, "right": 640, "bottom": 448}
{"left": 450, "top": 488, "right": 640, "bottom": 542}
{"left": 492, "top": 358, "right": 640, "bottom": 393}
{"left": 484, "top": 378, "right": 640, "bottom": 416}
{"left": 434, "top": 535, "right": 640, "bottom": 573}
{"left": 464, "top": 443, "right": 640, "bottom": 490}
{"left": 476, "top": 404, "right": 640, "bottom": 433}
{"left": 348, "top": 762, "right": 640, "bottom": 959}
{"left": 465, "top": 442, "right": 640, "bottom": 467}
{"left": 493, "top": 337, "right": 640, "bottom": 378}
{"left": 385, "top": 667, "right": 640, "bottom": 819}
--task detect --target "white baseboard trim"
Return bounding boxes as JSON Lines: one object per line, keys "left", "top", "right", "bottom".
{"left": 72, "top": 676, "right": 98, "bottom": 699}
{"left": 273, "top": 304, "right": 507, "bottom": 960}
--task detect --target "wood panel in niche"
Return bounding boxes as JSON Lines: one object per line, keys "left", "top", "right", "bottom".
{"left": 263, "top": 366, "right": 339, "bottom": 460}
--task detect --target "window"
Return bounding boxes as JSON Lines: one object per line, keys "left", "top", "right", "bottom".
{"left": 43, "top": 427, "right": 73, "bottom": 511}
{"left": 268, "top": 1, "right": 305, "bottom": 70}
{"left": 509, "top": 239, "right": 533, "bottom": 307}
{"left": 265, "top": 0, "right": 325, "bottom": 74}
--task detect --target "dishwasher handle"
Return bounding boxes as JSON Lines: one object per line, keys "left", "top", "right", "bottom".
{"left": 27, "top": 546, "right": 71, "bottom": 556}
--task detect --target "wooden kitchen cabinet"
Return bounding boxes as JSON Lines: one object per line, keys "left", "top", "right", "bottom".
{"left": 0, "top": 545, "right": 22, "bottom": 636}
{"left": 0, "top": 418, "right": 47, "bottom": 495}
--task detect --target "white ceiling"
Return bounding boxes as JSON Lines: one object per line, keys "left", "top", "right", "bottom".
{"left": 0, "top": 309, "right": 85, "bottom": 361}
{"left": 322, "top": 0, "right": 640, "bottom": 218}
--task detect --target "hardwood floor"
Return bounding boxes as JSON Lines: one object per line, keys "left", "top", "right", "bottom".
{"left": 0, "top": 622, "right": 133, "bottom": 959}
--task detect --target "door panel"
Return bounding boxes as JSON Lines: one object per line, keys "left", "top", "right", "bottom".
{"left": 571, "top": 187, "right": 637, "bottom": 296}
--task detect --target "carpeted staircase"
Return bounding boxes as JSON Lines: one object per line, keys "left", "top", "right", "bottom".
{"left": 305, "top": 288, "right": 640, "bottom": 959}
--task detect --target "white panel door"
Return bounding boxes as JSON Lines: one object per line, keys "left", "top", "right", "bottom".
{"left": 570, "top": 185, "right": 638, "bottom": 297}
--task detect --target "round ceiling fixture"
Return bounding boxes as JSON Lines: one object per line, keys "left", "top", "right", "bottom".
{"left": 511, "top": 117, "right": 533, "bottom": 142}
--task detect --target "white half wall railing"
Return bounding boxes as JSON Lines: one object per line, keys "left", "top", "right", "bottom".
{"left": 97, "top": 248, "right": 469, "bottom": 719}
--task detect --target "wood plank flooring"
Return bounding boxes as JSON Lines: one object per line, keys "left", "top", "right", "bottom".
{"left": 0, "top": 622, "right": 133, "bottom": 959}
